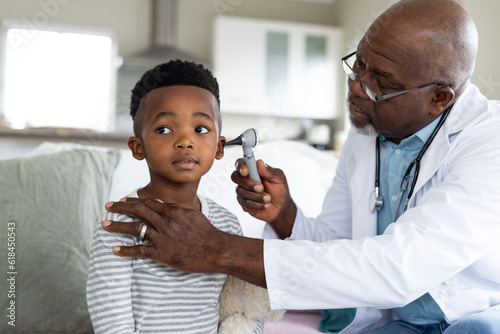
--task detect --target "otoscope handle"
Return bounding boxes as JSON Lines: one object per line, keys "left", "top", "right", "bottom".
{"left": 244, "top": 153, "right": 261, "bottom": 183}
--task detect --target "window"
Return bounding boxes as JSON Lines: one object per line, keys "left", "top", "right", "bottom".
{"left": 0, "top": 20, "right": 117, "bottom": 131}
{"left": 266, "top": 32, "right": 289, "bottom": 97}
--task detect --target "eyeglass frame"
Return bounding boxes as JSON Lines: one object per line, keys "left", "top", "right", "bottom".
{"left": 341, "top": 51, "right": 452, "bottom": 102}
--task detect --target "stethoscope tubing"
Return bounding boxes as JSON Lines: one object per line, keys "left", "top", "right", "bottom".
{"left": 374, "top": 104, "right": 453, "bottom": 222}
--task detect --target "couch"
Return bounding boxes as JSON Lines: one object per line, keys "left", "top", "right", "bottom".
{"left": 0, "top": 139, "right": 338, "bottom": 333}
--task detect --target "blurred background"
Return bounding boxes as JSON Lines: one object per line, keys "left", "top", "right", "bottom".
{"left": 1, "top": 0, "right": 499, "bottom": 160}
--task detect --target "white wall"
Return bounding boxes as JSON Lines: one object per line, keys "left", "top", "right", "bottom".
{"left": 0, "top": 0, "right": 152, "bottom": 57}
{"left": 177, "top": 0, "right": 341, "bottom": 62}
{"left": 0, "top": 0, "right": 342, "bottom": 62}
{"left": 461, "top": 0, "right": 500, "bottom": 99}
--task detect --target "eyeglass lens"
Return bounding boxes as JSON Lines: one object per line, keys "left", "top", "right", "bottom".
{"left": 342, "top": 54, "right": 378, "bottom": 101}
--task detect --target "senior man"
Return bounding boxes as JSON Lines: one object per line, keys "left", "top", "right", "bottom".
{"left": 102, "top": 0, "right": 500, "bottom": 333}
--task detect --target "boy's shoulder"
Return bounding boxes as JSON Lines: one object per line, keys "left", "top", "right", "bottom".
{"left": 203, "top": 197, "right": 237, "bottom": 219}
{"left": 201, "top": 196, "right": 242, "bottom": 235}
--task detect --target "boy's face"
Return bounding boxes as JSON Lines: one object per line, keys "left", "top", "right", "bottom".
{"left": 128, "top": 85, "right": 225, "bottom": 185}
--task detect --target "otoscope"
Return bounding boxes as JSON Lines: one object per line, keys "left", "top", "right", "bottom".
{"left": 225, "top": 128, "right": 261, "bottom": 182}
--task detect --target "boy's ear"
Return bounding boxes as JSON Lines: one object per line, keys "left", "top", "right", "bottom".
{"left": 127, "top": 137, "right": 145, "bottom": 161}
{"left": 215, "top": 136, "right": 226, "bottom": 160}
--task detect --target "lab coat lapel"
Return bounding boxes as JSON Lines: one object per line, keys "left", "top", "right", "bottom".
{"left": 350, "top": 133, "right": 378, "bottom": 238}
{"left": 408, "top": 84, "right": 489, "bottom": 207}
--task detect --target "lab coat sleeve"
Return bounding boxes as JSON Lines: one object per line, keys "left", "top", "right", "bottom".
{"left": 264, "top": 112, "right": 500, "bottom": 311}
{"left": 263, "top": 135, "right": 355, "bottom": 242}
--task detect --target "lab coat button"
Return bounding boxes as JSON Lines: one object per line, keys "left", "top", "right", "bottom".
{"left": 394, "top": 149, "right": 401, "bottom": 155}
{"left": 392, "top": 195, "right": 398, "bottom": 201}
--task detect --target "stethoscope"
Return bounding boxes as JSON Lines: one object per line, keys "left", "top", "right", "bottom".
{"left": 370, "top": 105, "right": 453, "bottom": 223}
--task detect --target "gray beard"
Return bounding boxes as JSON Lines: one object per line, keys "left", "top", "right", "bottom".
{"left": 350, "top": 119, "right": 377, "bottom": 137}
{"left": 346, "top": 99, "right": 377, "bottom": 137}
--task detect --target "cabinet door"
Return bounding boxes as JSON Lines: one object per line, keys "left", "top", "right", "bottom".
{"left": 213, "top": 16, "right": 343, "bottom": 119}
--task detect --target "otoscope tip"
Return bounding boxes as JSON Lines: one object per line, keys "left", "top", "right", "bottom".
{"left": 224, "top": 136, "right": 243, "bottom": 146}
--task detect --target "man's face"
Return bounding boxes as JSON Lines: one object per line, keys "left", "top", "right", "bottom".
{"left": 347, "top": 20, "right": 440, "bottom": 142}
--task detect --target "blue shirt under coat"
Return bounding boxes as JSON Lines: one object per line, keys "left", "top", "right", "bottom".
{"left": 377, "top": 115, "right": 445, "bottom": 325}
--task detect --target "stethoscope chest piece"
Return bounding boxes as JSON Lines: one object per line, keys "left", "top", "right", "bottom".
{"left": 369, "top": 187, "right": 384, "bottom": 213}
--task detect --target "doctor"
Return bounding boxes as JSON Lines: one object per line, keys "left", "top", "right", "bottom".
{"left": 103, "top": 0, "right": 500, "bottom": 332}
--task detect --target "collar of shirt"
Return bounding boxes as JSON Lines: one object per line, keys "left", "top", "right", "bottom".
{"left": 377, "top": 114, "right": 443, "bottom": 235}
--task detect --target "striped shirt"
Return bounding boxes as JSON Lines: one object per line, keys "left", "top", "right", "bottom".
{"left": 86, "top": 193, "right": 249, "bottom": 334}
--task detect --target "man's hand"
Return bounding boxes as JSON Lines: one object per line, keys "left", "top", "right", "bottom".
{"left": 231, "top": 159, "right": 297, "bottom": 239}
{"left": 102, "top": 198, "right": 266, "bottom": 287}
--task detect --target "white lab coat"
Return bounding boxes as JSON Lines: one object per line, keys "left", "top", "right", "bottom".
{"left": 264, "top": 83, "right": 500, "bottom": 333}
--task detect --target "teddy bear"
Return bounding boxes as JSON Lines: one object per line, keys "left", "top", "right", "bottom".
{"left": 218, "top": 275, "right": 286, "bottom": 334}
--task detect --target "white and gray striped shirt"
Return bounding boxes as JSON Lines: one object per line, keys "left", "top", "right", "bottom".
{"left": 87, "top": 193, "right": 247, "bottom": 334}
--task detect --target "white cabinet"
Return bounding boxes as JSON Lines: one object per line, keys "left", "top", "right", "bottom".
{"left": 213, "top": 16, "right": 343, "bottom": 119}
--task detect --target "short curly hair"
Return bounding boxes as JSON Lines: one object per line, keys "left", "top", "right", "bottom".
{"left": 130, "top": 59, "right": 221, "bottom": 136}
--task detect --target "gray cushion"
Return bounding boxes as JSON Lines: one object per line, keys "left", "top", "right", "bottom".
{"left": 0, "top": 149, "right": 120, "bottom": 333}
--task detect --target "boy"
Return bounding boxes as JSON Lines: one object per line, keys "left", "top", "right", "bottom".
{"left": 86, "top": 60, "right": 264, "bottom": 333}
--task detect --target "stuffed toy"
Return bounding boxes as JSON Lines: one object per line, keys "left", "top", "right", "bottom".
{"left": 218, "top": 275, "right": 285, "bottom": 334}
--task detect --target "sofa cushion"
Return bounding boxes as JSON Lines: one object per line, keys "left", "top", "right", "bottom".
{"left": 0, "top": 149, "right": 120, "bottom": 333}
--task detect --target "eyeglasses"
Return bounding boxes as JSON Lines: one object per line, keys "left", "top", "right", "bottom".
{"left": 341, "top": 51, "right": 452, "bottom": 102}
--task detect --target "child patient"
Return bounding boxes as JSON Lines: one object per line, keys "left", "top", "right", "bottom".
{"left": 86, "top": 60, "right": 277, "bottom": 333}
